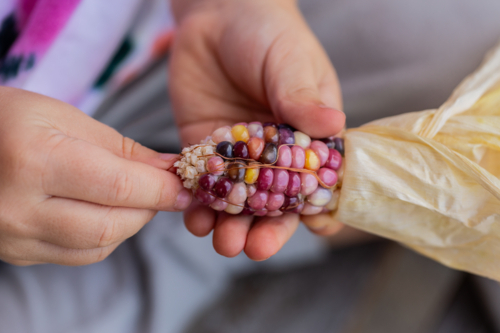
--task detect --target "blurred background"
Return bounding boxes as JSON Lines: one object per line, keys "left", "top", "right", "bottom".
{"left": 90, "top": 0, "right": 500, "bottom": 332}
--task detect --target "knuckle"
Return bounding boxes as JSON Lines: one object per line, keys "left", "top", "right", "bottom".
{"left": 97, "top": 209, "right": 120, "bottom": 248}
{"left": 110, "top": 171, "right": 134, "bottom": 204}
{"left": 121, "top": 136, "right": 141, "bottom": 160}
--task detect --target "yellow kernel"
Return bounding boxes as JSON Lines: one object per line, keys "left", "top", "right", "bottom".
{"left": 244, "top": 167, "right": 260, "bottom": 184}
{"left": 304, "top": 149, "right": 320, "bottom": 171}
{"left": 231, "top": 125, "right": 250, "bottom": 143}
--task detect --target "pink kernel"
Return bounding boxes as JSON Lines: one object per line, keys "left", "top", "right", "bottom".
{"left": 285, "top": 172, "right": 301, "bottom": 197}
{"left": 300, "top": 173, "right": 318, "bottom": 196}
{"left": 325, "top": 149, "right": 342, "bottom": 170}
{"left": 212, "top": 126, "right": 234, "bottom": 144}
{"left": 310, "top": 140, "right": 329, "bottom": 166}
{"left": 318, "top": 168, "right": 338, "bottom": 187}
{"left": 276, "top": 145, "right": 292, "bottom": 167}
{"left": 291, "top": 146, "right": 305, "bottom": 169}
{"left": 227, "top": 183, "right": 247, "bottom": 205}
{"left": 207, "top": 156, "right": 225, "bottom": 175}
{"left": 256, "top": 168, "right": 274, "bottom": 191}
{"left": 248, "top": 190, "right": 269, "bottom": 210}
{"left": 210, "top": 199, "right": 228, "bottom": 211}
{"left": 267, "top": 192, "right": 285, "bottom": 211}
{"left": 271, "top": 169, "right": 289, "bottom": 193}
{"left": 247, "top": 184, "right": 257, "bottom": 197}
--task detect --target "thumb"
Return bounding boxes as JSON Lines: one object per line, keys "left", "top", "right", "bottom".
{"left": 274, "top": 88, "right": 345, "bottom": 138}
{"left": 265, "top": 47, "right": 345, "bottom": 138}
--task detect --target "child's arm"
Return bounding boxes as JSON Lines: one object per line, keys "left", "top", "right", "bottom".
{"left": 0, "top": 87, "right": 191, "bottom": 266}
{"left": 169, "top": 0, "right": 345, "bottom": 260}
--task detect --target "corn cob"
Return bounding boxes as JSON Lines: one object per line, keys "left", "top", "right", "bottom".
{"left": 174, "top": 122, "right": 344, "bottom": 216}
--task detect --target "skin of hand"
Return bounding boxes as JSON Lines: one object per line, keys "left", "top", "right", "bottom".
{"left": 169, "top": 0, "right": 346, "bottom": 261}
{"left": 0, "top": 87, "right": 192, "bottom": 266}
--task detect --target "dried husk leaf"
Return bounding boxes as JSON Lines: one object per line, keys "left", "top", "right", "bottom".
{"left": 334, "top": 42, "right": 500, "bottom": 280}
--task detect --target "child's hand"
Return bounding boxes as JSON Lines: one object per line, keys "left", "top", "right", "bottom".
{"left": 170, "top": 0, "right": 345, "bottom": 260}
{"left": 0, "top": 88, "right": 191, "bottom": 266}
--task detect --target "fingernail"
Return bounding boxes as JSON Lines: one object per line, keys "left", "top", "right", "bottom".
{"left": 319, "top": 105, "right": 345, "bottom": 114}
{"left": 159, "top": 153, "right": 179, "bottom": 161}
{"left": 174, "top": 189, "right": 192, "bottom": 210}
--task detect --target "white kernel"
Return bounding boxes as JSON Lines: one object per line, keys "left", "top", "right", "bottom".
{"left": 184, "top": 166, "right": 198, "bottom": 179}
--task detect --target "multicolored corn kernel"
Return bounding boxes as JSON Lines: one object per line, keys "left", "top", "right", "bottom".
{"left": 231, "top": 125, "right": 250, "bottom": 143}
{"left": 174, "top": 123, "right": 344, "bottom": 216}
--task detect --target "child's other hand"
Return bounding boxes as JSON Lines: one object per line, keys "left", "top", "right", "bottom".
{"left": 170, "top": 0, "right": 345, "bottom": 261}
{"left": 0, "top": 88, "right": 191, "bottom": 266}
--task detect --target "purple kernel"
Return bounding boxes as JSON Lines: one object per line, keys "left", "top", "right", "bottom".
{"left": 325, "top": 149, "right": 342, "bottom": 170}
{"left": 285, "top": 171, "right": 301, "bottom": 197}
{"left": 290, "top": 146, "right": 305, "bottom": 169}
{"left": 214, "top": 177, "right": 233, "bottom": 198}
{"left": 198, "top": 173, "right": 217, "bottom": 191}
{"left": 278, "top": 127, "right": 295, "bottom": 146}
{"left": 318, "top": 168, "right": 338, "bottom": 187}
{"left": 248, "top": 190, "right": 269, "bottom": 210}
{"left": 267, "top": 192, "right": 285, "bottom": 211}
{"left": 233, "top": 141, "right": 249, "bottom": 159}
{"left": 270, "top": 169, "right": 289, "bottom": 193}
{"left": 216, "top": 141, "right": 233, "bottom": 158}
{"left": 262, "top": 122, "right": 277, "bottom": 128}
{"left": 321, "top": 138, "right": 335, "bottom": 149}
{"left": 278, "top": 123, "right": 296, "bottom": 131}
{"left": 194, "top": 188, "right": 216, "bottom": 205}
{"left": 290, "top": 202, "right": 304, "bottom": 214}
{"left": 276, "top": 145, "right": 292, "bottom": 167}
{"left": 333, "top": 137, "right": 345, "bottom": 156}
{"left": 241, "top": 202, "right": 255, "bottom": 215}
{"left": 280, "top": 195, "right": 300, "bottom": 211}
{"left": 256, "top": 168, "right": 274, "bottom": 191}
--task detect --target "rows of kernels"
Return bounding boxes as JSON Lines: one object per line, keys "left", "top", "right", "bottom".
{"left": 180, "top": 123, "right": 345, "bottom": 216}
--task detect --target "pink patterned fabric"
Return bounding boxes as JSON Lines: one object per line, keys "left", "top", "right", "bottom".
{"left": 0, "top": 0, "right": 174, "bottom": 116}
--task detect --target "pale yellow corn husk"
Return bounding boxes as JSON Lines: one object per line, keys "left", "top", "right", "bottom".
{"left": 335, "top": 42, "right": 500, "bottom": 280}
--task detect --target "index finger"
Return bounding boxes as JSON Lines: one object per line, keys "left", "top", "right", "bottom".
{"left": 42, "top": 134, "right": 191, "bottom": 211}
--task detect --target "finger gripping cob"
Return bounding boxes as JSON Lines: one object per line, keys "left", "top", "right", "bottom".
{"left": 174, "top": 122, "right": 344, "bottom": 216}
